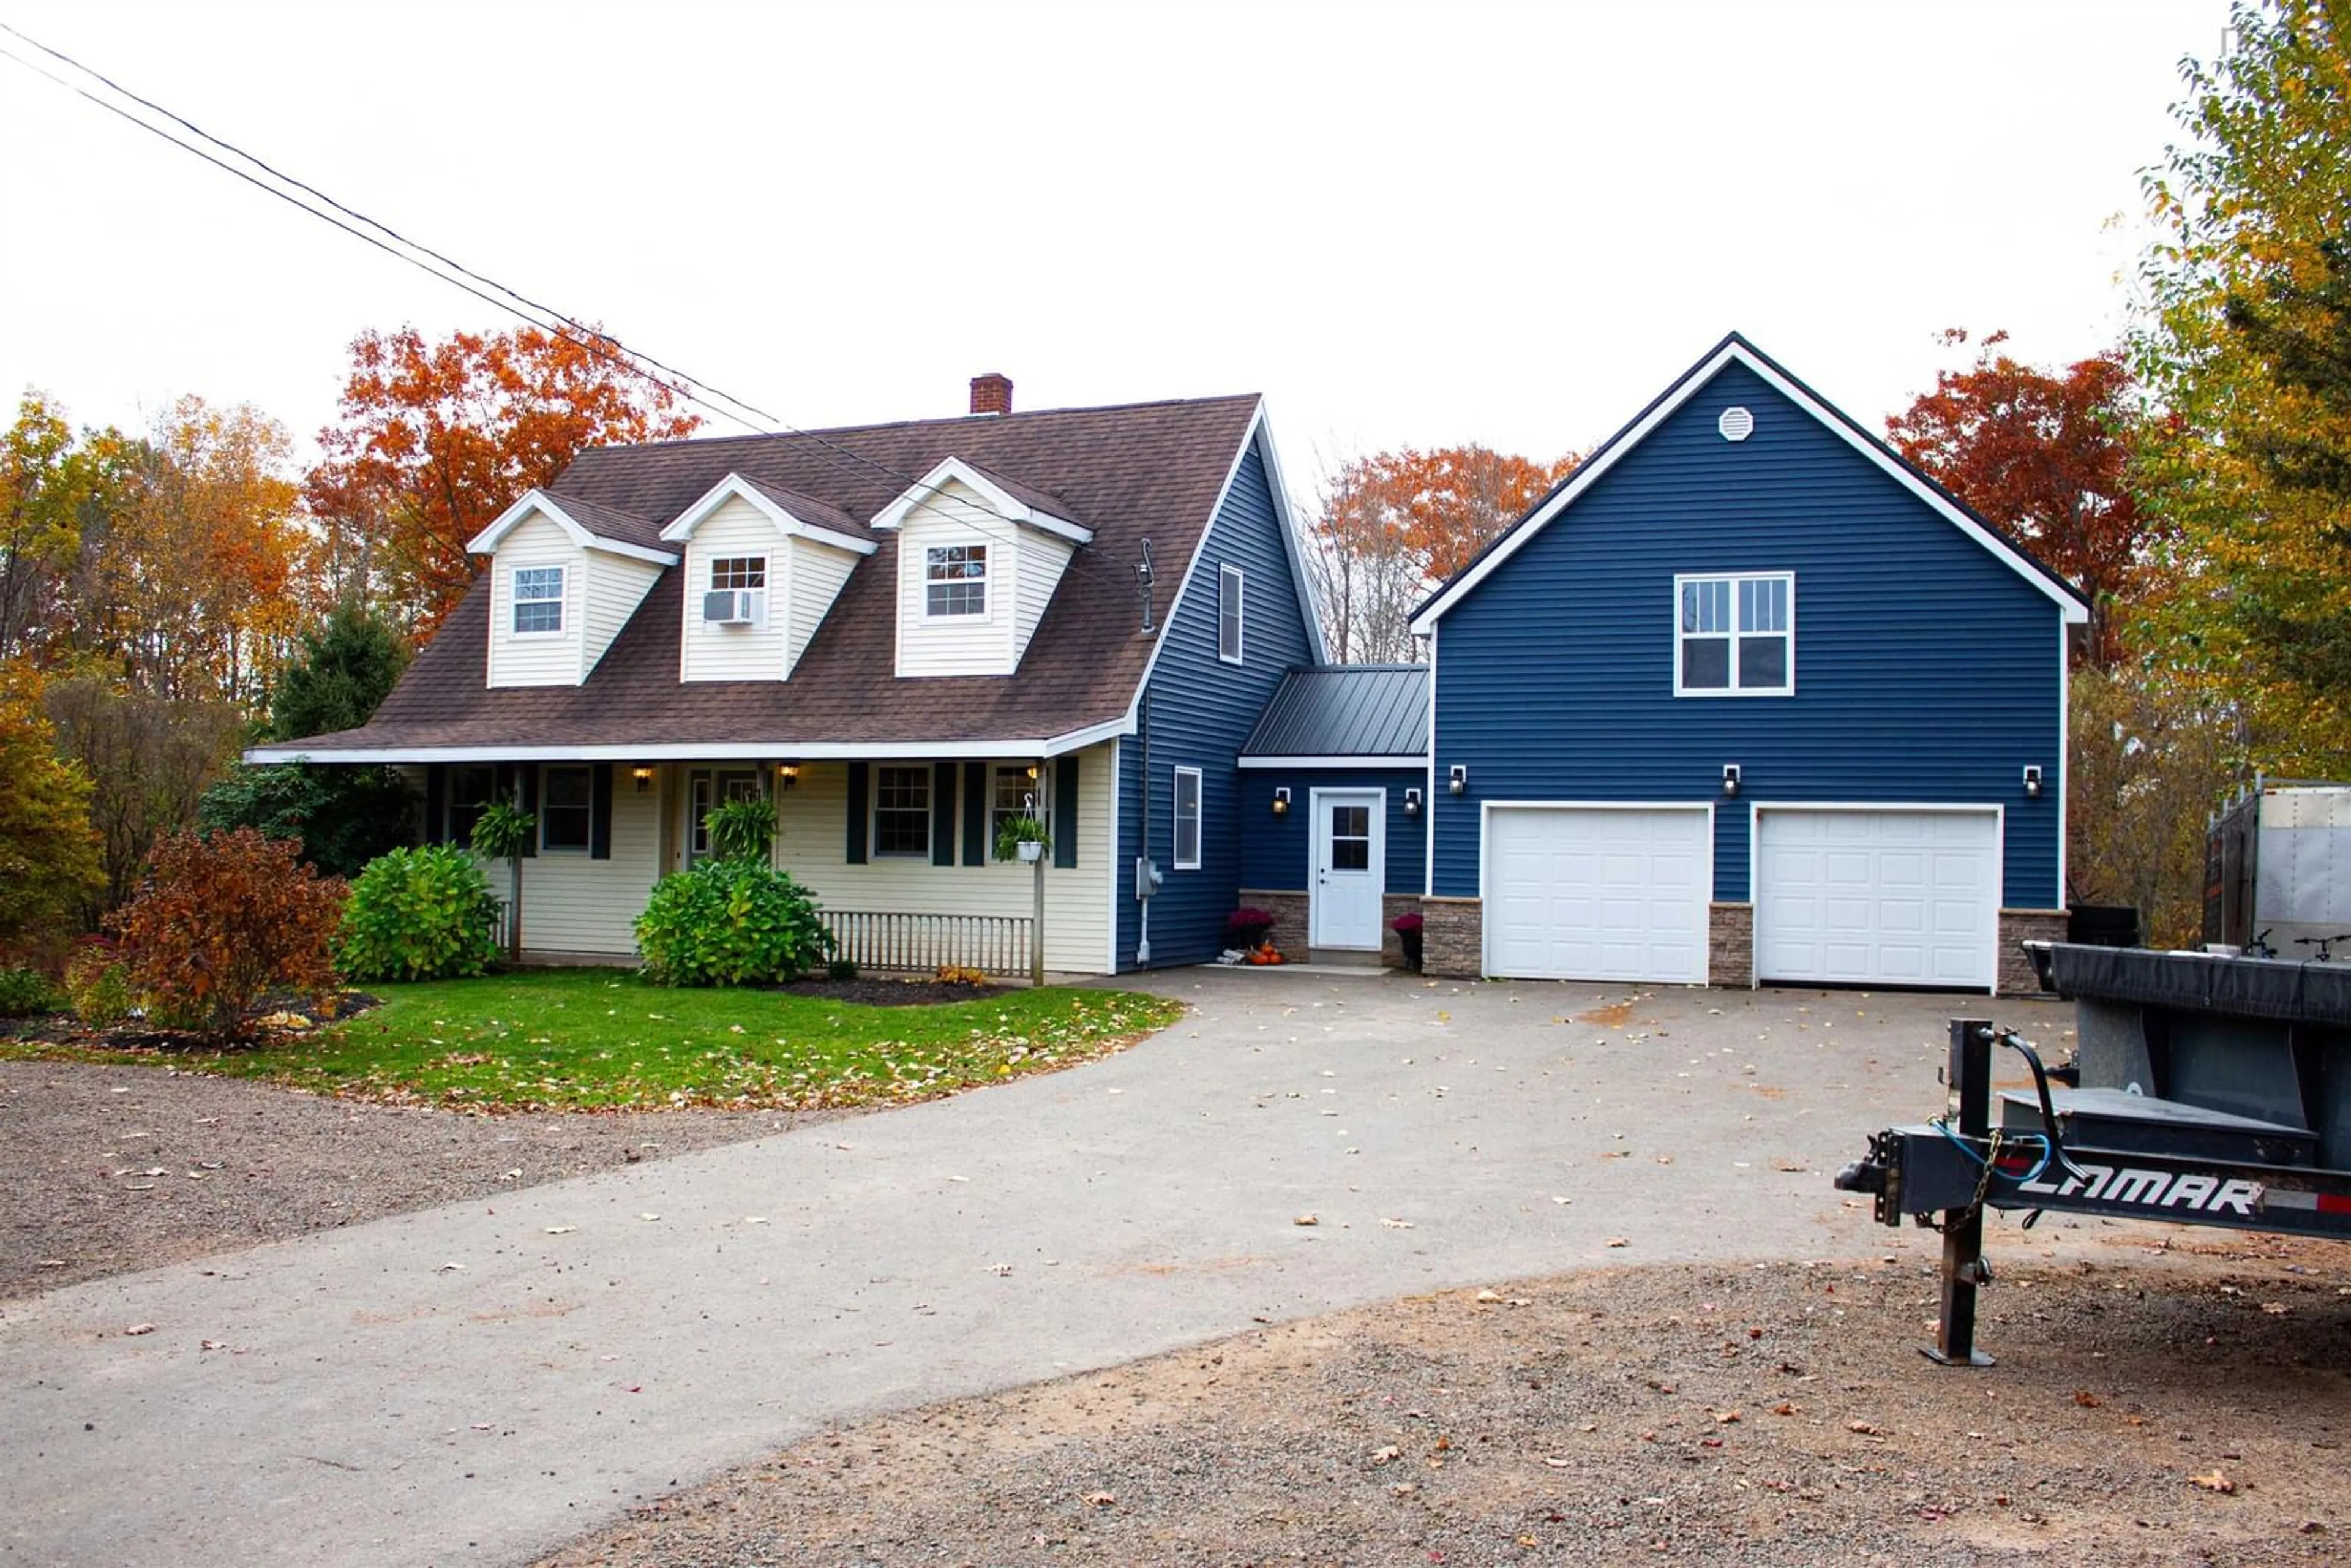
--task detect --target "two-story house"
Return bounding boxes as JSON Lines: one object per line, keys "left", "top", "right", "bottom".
{"left": 255, "top": 376, "right": 1323, "bottom": 973}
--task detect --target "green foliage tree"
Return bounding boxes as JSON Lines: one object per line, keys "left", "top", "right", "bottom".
{"left": 2066, "top": 662, "right": 2241, "bottom": 947}
{"left": 199, "top": 600, "right": 415, "bottom": 877}
{"left": 270, "top": 601, "right": 409, "bottom": 743}
{"left": 337, "top": 844, "right": 502, "bottom": 982}
{"left": 0, "top": 684, "right": 103, "bottom": 962}
{"left": 2136, "top": 0, "right": 2351, "bottom": 773}
{"left": 634, "top": 860, "right": 831, "bottom": 987}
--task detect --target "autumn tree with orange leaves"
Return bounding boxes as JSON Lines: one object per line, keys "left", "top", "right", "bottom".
{"left": 307, "top": 326, "right": 700, "bottom": 637}
{"left": 1884, "top": 331, "right": 2154, "bottom": 666}
{"left": 1309, "top": 445, "right": 1576, "bottom": 662}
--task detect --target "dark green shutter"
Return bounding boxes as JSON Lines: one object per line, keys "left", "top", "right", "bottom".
{"left": 962, "top": 762, "right": 988, "bottom": 866}
{"left": 846, "top": 762, "right": 868, "bottom": 863}
{"left": 931, "top": 762, "right": 956, "bottom": 866}
{"left": 590, "top": 764, "right": 613, "bottom": 860}
{"left": 424, "top": 765, "right": 446, "bottom": 845}
{"left": 518, "top": 764, "right": 539, "bottom": 857}
{"left": 1053, "top": 754, "right": 1079, "bottom": 868}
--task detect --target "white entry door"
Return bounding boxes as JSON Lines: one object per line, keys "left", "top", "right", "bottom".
{"left": 1485, "top": 805, "right": 1712, "bottom": 983}
{"left": 1753, "top": 808, "right": 2000, "bottom": 989}
{"left": 1310, "top": 789, "right": 1385, "bottom": 950}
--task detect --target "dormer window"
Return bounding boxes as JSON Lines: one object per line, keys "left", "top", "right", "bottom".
{"left": 711, "top": 555, "right": 766, "bottom": 592}
{"left": 926, "top": 544, "right": 988, "bottom": 617}
{"left": 512, "top": 566, "right": 565, "bottom": 636}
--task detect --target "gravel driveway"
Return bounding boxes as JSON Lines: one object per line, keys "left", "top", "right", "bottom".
{"left": 2, "top": 970, "right": 2074, "bottom": 1566}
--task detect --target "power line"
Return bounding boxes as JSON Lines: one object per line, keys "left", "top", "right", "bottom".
{"left": 0, "top": 23, "right": 1183, "bottom": 596}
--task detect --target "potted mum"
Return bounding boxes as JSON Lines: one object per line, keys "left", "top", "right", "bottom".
{"left": 1392, "top": 910, "right": 1425, "bottom": 972}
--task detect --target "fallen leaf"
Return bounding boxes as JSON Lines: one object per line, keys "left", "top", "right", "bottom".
{"left": 124, "top": 1323, "right": 155, "bottom": 1336}
{"left": 1847, "top": 1420, "right": 1882, "bottom": 1436}
{"left": 2073, "top": 1389, "right": 2104, "bottom": 1408}
{"left": 1086, "top": 1491, "right": 1116, "bottom": 1507}
{"left": 1379, "top": 1217, "right": 1415, "bottom": 1229}
{"left": 437, "top": 1262, "right": 467, "bottom": 1273}
{"left": 544, "top": 1226, "right": 577, "bottom": 1236}
{"left": 1372, "top": 1445, "right": 1402, "bottom": 1465}
{"left": 1294, "top": 1214, "right": 1319, "bottom": 1227}
{"left": 1715, "top": 1409, "right": 1741, "bottom": 1424}
{"left": 1605, "top": 1237, "right": 1629, "bottom": 1248}
{"left": 2191, "top": 1471, "right": 2237, "bottom": 1495}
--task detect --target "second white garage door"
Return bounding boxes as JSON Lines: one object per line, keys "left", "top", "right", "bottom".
{"left": 1753, "top": 809, "right": 1999, "bottom": 989}
{"left": 1485, "top": 806, "right": 1711, "bottom": 983}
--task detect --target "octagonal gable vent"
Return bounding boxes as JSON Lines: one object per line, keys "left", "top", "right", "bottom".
{"left": 1718, "top": 405, "right": 1755, "bottom": 441}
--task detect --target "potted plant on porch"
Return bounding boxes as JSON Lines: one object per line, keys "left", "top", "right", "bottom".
{"left": 994, "top": 814, "right": 1050, "bottom": 863}
{"left": 1392, "top": 910, "right": 1425, "bottom": 972}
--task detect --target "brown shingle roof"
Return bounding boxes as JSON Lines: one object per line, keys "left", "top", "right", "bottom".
{"left": 542, "top": 493, "right": 669, "bottom": 554}
{"left": 275, "top": 394, "right": 1262, "bottom": 756}
{"left": 733, "top": 476, "right": 872, "bottom": 542}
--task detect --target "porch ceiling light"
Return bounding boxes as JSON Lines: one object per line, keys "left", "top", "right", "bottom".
{"left": 1272, "top": 787, "right": 1291, "bottom": 816}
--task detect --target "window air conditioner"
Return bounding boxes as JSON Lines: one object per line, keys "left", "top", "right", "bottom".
{"left": 702, "top": 589, "right": 752, "bottom": 626}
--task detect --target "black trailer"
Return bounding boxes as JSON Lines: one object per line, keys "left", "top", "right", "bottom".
{"left": 1833, "top": 942, "right": 2351, "bottom": 1366}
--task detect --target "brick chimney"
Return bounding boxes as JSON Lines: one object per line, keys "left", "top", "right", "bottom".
{"left": 969, "top": 372, "right": 1013, "bottom": 416}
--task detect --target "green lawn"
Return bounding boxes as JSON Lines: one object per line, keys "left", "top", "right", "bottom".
{"left": 8, "top": 970, "right": 1185, "bottom": 1113}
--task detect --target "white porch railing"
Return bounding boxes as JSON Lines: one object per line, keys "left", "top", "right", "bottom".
{"left": 820, "top": 910, "right": 1033, "bottom": 977}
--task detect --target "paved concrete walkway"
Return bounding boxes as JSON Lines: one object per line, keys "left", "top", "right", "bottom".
{"left": 0, "top": 971, "right": 2065, "bottom": 1566}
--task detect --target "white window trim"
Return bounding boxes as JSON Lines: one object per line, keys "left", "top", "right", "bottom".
{"left": 1218, "top": 564, "right": 1244, "bottom": 664}
{"left": 1672, "top": 570, "right": 1794, "bottom": 697}
{"left": 1173, "top": 765, "right": 1203, "bottom": 870}
{"left": 511, "top": 564, "right": 567, "bottom": 639}
{"left": 922, "top": 542, "right": 991, "bottom": 622}
{"left": 991, "top": 765, "right": 1040, "bottom": 861}
{"left": 538, "top": 763, "right": 594, "bottom": 854}
{"left": 871, "top": 763, "right": 932, "bottom": 858}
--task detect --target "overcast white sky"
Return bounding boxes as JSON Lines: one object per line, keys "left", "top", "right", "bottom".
{"left": 0, "top": 0, "right": 2227, "bottom": 497}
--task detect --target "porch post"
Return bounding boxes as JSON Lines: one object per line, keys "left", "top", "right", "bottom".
{"left": 1032, "top": 758, "right": 1047, "bottom": 987}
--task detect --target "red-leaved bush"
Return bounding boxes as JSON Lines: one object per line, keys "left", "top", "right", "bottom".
{"left": 112, "top": 828, "right": 347, "bottom": 1041}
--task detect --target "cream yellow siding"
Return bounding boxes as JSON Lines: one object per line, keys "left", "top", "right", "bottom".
{"left": 585, "top": 554, "right": 663, "bottom": 677}
{"left": 1014, "top": 531, "right": 1073, "bottom": 667}
{"left": 680, "top": 497, "right": 788, "bottom": 683}
{"left": 486, "top": 512, "right": 585, "bottom": 688}
{"left": 506, "top": 771, "right": 662, "bottom": 956}
{"left": 772, "top": 749, "right": 1114, "bottom": 973}
{"left": 786, "top": 537, "right": 860, "bottom": 675}
{"left": 894, "top": 481, "right": 1019, "bottom": 677}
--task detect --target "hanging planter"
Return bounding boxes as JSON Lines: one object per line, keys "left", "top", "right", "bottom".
{"left": 994, "top": 814, "right": 1051, "bottom": 863}
{"left": 1017, "top": 839, "right": 1043, "bottom": 863}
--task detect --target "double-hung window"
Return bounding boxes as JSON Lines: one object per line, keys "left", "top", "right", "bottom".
{"left": 873, "top": 765, "right": 931, "bottom": 857}
{"left": 447, "top": 764, "right": 497, "bottom": 848}
{"left": 925, "top": 544, "right": 987, "bottom": 617}
{"left": 991, "top": 766, "right": 1037, "bottom": 858}
{"left": 539, "top": 765, "right": 593, "bottom": 852}
{"left": 512, "top": 566, "right": 565, "bottom": 636}
{"left": 1172, "top": 766, "right": 1202, "bottom": 870}
{"left": 1674, "top": 572, "right": 1792, "bottom": 696}
{"left": 1218, "top": 564, "right": 1243, "bottom": 663}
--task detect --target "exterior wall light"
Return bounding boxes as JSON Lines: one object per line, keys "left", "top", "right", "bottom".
{"left": 2022, "top": 764, "right": 2042, "bottom": 798}
{"left": 631, "top": 766, "right": 655, "bottom": 794}
{"left": 1272, "top": 786, "right": 1291, "bottom": 816}
{"left": 1722, "top": 763, "right": 1741, "bottom": 797}
{"left": 778, "top": 762, "right": 800, "bottom": 792}
{"left": 1448, "top": 765, "right": 1468, "bottom": 795}
{"left": 1404, "top": 787, "right": 1422, "bottom": 817}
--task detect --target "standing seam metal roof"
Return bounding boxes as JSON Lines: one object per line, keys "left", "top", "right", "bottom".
{"left": 1241, "top": 665, "right": 1429, "bottom": 757}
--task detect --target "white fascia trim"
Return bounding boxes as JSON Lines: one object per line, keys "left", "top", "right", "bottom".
{"left": 467, "top": 490, "right": 678, "bottom": 565}
{"left": 1424, "top": 623, "right": 1438, "bottom": 899}
{"left": 2056, "top": 615, "right": 2070, "bottom": 908}
{"left": 246, "top": 739, "right": 1070, "bottom": 765}
{"left": 1251, "top": 403, "right": 1333, "bottom": 664}
{"left": 659, "top": 473, "right": 879, "bottom": 556}
{"left": 1485, "top": 798, "right": 1720, "bottom": 813}
{"left": 1041, "top": 713, "right": 1134, "bottom": 757}
{"left": 868, "top": 457, "right": 1095, "bottom": 544}
{"left": 1238, "top": 754, "right": 1428, "bottom": 770}
{"left": 1409, "top": 340, "right": 2090, "bottom": 634}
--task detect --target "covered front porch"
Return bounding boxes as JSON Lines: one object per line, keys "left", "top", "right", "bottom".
{"left": 418, "top": 746, "right": 1117, "bottom": 977}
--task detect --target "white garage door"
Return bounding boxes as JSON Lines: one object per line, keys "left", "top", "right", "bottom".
{"left": 1754, "top": 809, "right": 1998, "bottom": 989}
{"left": 1486, "top": 806, "right": 1711, "bottom": 983}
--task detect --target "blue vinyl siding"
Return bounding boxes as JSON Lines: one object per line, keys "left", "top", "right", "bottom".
{"left": 1116, "top": 437, "right": 1316, "bottom": 967}
{"left": 1428, "top": 360, "right": 2066, "bottom": 909}
{"left": 1239, "top": 768, "right": 1427, "bottom": 895}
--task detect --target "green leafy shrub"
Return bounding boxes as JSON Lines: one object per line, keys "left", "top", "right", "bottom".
{"left": 111, "top": 828, "right": 347, "bottom": 1041}
{"left": 705, "top": 795, "right": 778, "bottom": 863}
{"left": 634, "top": 860, "right": 831, "bottom": 986}
{"left": 64, "top": 939, "right": 133, "bottom": 1026}
{"left": 339, "top": 844, "right": 503, "bottom": 982}
{"left": 827, "top": 958, "right": 859, "bottom": 982}
{"left": 198, "top": 761, "right": 414, "bottom": 880}
{"left": 0, "top": 966, "right": 62, "bottom": 1016}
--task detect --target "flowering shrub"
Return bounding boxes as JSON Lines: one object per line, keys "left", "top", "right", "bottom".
{"left": 339, "top": 844, "right": 503, "bottom": 982}
{"left": 1390, "top": 912, "right": 1425, "bottom": 934}
{"left": 635, "top": 860, "right": 831, "bottom": 986}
